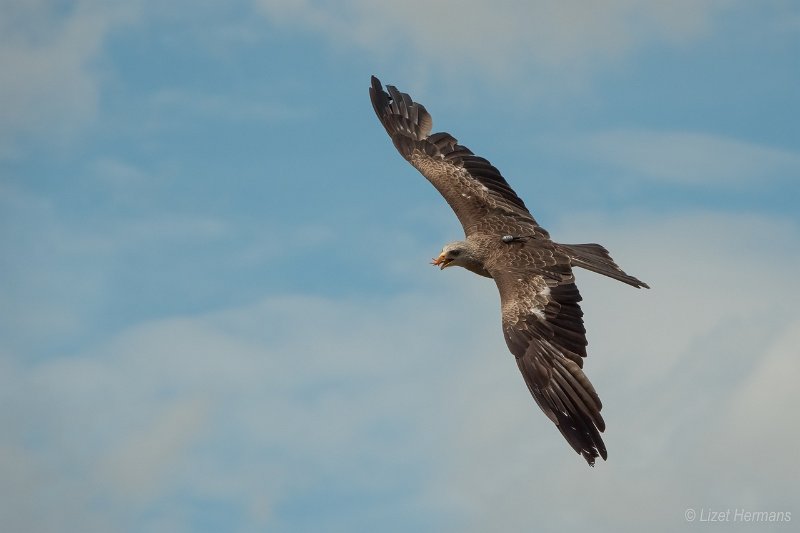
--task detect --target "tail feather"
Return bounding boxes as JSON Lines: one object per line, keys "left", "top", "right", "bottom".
{"left": 560, "top": 243, "right": 650, "bottom": 289}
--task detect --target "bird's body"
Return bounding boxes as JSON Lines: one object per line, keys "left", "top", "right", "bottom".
{"left": 369, "top": 76, "right": 649, "bottom": 465}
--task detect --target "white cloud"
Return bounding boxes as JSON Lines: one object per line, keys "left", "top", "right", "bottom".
{"left": 1, "top": 209, "right": 798, "bottom": 531}
{"left": 427, "top": 210, "right": 800, "bottom": 531}
{"left": 255, "top": 0, "right": 734, "bottom": 78}
{"left": 0, "top": 182, "right": 348, "bottom": 362}
{"left": 90, "top": 157, "right": 152, "bottom": 189}
{"left": 95, "top": 396, "right": 211, "bottom": 502}
{"left": 0, "top": 184, "right": 109, "bottom": 346}
{"left": 572, "top": 130, "right": 800, "bottom": 187}
{"left": 149, "top": 88, "right": 314, "bottom": 123}
{"left": 0, "top": 183, "right": 237, "bottom": 357}
{"left": 0, "top": 288, "right": 495, "bottom": 531}
{"left": 0, "top": 0, "right": 135, "bottom": 155}
{"left": 705, "top": 317, "right": 800, "bottom": 496}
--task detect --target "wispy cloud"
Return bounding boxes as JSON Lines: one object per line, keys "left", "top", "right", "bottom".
{"left": 2, "top": 2, "right": 797, "bottom": 529}
{"left": 424, "top": 210, "right": 800, "bottom": 531}
{"left": 3, "top": 210, "right": 797, "bottom": 531}
{"left": 572, "top": 130, "right": 800, "bottom": 187}
{"left": 0, "top": 289, "right": 486, "bottom": 531}
{"left": 150, "top": 88, "right": 314, "bottom": 123}
{"left": 256, "top": 0, "right": 734, "bottom": 78}
{"left": 0, "top": 1, "right": 136, "bottom": 155}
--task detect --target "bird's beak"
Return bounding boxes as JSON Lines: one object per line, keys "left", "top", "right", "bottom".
{"left": 431, "top": 253, "right": 452, "bottom": 270}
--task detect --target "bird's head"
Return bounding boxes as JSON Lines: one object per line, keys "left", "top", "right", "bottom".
{"left": 431, "top": 241, "right": 470, "bottom": 270}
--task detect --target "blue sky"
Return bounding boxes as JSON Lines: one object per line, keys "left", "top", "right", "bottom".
{"left": 2, "top": 1, "right": 799, "bottom": 531}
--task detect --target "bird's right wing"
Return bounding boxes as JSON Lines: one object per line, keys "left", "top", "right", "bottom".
{"left": 493, "top": 261, "right": 607, "bottom": 466}
{"left": 370, "top": 76, "right": 547, "bottom": 239}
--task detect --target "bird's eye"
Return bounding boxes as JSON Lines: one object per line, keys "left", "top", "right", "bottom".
{"left": 449, "top": 250, "right": 461, "bottom": 257}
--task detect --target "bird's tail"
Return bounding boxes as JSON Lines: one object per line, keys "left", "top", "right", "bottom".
{"left": 560, "top": 243, "right": 650, "bottom": 289}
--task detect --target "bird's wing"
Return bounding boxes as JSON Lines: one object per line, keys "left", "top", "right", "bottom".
{"left": 370, "top": 76, "right": 548, "bottom": 239}
{"left": 490, "top": 246, "right": 607, "bottom": 465}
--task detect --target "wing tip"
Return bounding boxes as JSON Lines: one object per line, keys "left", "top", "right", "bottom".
{"left": 369, "top": 75, "right": 432, "bottom": 142}
{"left": 583, "top": 446, "right": 608, "bottom": 466}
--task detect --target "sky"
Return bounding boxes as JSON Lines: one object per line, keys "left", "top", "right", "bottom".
{"left": 2, "top": 1, "right": 799, "bottom": 531}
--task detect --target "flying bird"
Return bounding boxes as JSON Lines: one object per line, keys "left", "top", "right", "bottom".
{"left": 369, "top": 76, "right": 649, "bottom": 466}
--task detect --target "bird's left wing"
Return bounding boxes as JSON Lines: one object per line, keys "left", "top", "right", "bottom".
{"left": 370, "top": 76, "right": 547, "bottom": 239}
{"left": 492, "top": 254, "right": 607, "bottom": 465}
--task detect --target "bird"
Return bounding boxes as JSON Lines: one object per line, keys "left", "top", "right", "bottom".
{"left": 369, "top": 76, "right": 649, "bottom": 466}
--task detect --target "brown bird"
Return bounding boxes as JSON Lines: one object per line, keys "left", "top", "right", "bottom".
{"left": 369, "top": 76, "right": 649, "bottom": 465}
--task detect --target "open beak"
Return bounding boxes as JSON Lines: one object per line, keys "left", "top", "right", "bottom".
{"left": 431, "top": 253, "right": 452, "bottom": 270}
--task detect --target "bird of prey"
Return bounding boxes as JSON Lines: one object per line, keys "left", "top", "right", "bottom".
{"left": 369, "top": 76, "right": 649, "bottom": 466}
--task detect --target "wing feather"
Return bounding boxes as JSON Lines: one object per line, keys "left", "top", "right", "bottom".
{"left": 370, "top": 76, "right": 541, "bottom": 237}
{"left": 496, "top": 267, "right": 607, "bottom": 465}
